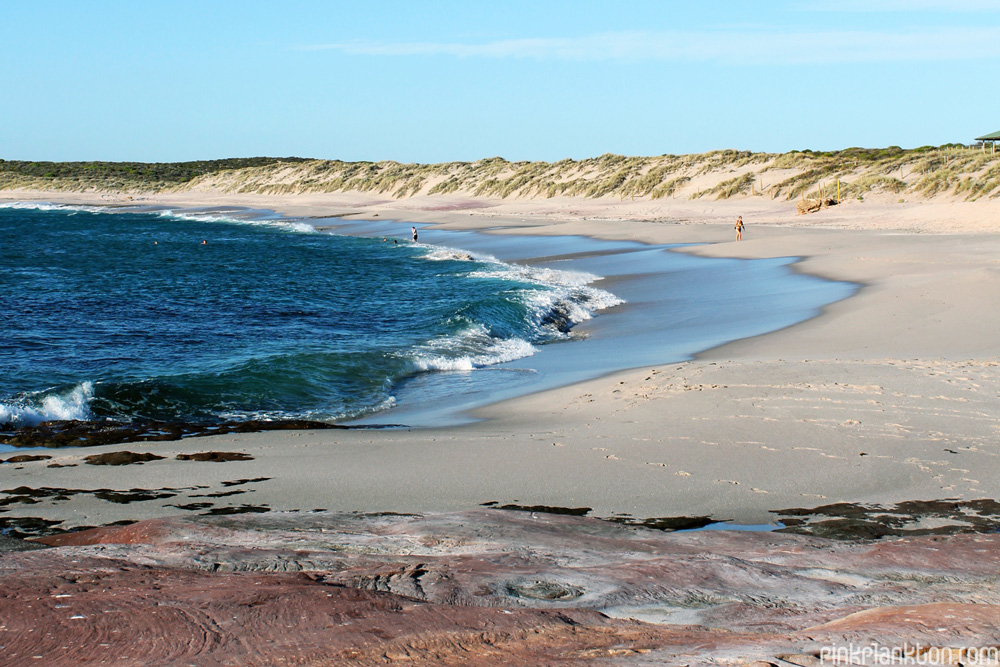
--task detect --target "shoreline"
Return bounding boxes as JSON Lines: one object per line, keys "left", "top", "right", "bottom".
{"left": 0, "top": 196, "right": 853, "bottom": 432}
{"left": 321, "top": 215, "right": 855, "bottom": 428}
{"left": 3, "top": 190, "right": 1000, "bottom": 529}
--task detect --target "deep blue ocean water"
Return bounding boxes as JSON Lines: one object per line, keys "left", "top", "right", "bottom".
{"left": 0, "top": 203, "right": 621, "bottom": 427}
{"left": 0, "top": 202, "right": 858, "bottom": 434}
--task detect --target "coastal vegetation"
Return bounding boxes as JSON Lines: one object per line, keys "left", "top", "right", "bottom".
{"left": 0, "top": 157, "right": 307, "bottom": 192}
{"left": 3, "top": 145, "right": 999, "bottom": 202}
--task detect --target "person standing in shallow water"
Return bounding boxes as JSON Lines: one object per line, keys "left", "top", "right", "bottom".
{"left": 735, "top": 216, "right": 744, "bottom": 241}
{"left": 411, "top": 226, "right": 418, "bottom": 242}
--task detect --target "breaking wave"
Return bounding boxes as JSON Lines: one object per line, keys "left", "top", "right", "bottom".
{"left": 156, "top": 209, "right": 317, "bottom": 233}
{"left": 1, "top": 204, "right": 625, "bottom": 428}
{"left": 0, "top": 382, "right": 95, "bottom": 427}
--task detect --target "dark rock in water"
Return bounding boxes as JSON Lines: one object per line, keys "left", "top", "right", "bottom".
{"left": 0, "top": 484, "right": 214, "bottom": 521}
{"left": 0, "top": 534, "right": 49, "bottom": 552}
{"left": 537, "top": 301, "right": 579, "bottom": 334}
{"left": 1, "top": 486, "right": 57, "bottom": 499}
{"left": 84, "top": 451, "right": 167, "bottom": 466}
{"left": 772, "top": 497, "right": 1000, "bottom": 539}
{"left": 793, "top": 518, "right": 897, "bottom": 541}
{"left": 0, "top": 516, "right": 63, "bottom": 540}
{"left": 170, "top": 502, "right": 215, "bottom": 511}
{"left": 220, "top": 477, "right": 271, "bottom": 487}
{"left": 2, "top": 454, "right": 52, "bottom": 464}
{"left": 0, "top": 418, "right": 346, "bottom": 449}
{"left": 191, "top": 489, "right": 247, "bottom": 498}
{"left": 496, "top": 504, "right": 592, "bottom": 516}
{"left": 201, "top": 504, "right": 270, "bottom": 516}
{"left": 92, "top": 489, "right": 177, "bottom": 504}
{"left": 176, "top": 451, "right": 254, "bottom": 462}
{"left": 609, "top": 515, "right": 716, "bottom": 532}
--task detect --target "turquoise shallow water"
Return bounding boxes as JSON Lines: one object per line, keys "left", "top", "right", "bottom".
{"left": 325, "top": 218, "right": 858, "bottom": 426}
{"left": 0, "top": 202, "right": 856, "bottom": 431}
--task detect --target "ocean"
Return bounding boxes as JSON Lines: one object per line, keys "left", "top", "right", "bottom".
{"left": 0, "top": 202, "right": 856, "bottom": 435}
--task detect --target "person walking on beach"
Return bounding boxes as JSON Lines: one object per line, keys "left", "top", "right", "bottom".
{"left": 411, "top": 226, "right": 418, "bottom": 242}
{"left": 735, "top": 216, "right": 744, "bottom": 241}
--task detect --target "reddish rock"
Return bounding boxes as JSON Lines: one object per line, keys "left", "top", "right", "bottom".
{"left": 32, "top": 517, "right": 194, "bottom": 547}
{"left": 6, "top": 510, "right": 1000, "bottom": 665}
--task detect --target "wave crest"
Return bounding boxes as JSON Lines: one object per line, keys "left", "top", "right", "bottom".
{"left": 410, "top": 335, "right": 537, "bottom": 372}
{"left": 0, "top": 382, "right": 95, "bottom": 427}
{"left": 423, "top": 247, "right": 479, "bottom": 262}
{"left": 409, "top": 244, "right": 624, "bottom": 372}
{"left": 0, "top": 201, "right": 318, "bottom": 233}
{"left": 0, "top": 201, "right": 108, "bottom": 214}
{"left": 157, "top": 209, "right": 317, "bottom": 233}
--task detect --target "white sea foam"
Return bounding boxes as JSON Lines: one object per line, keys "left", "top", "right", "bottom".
{"left": 157, "top": 209, "right": 317, "bottom": 233}
{"left": 429, "top": 243, "right": 600, "bottom": 288}
{"left": 426, "top": 243, "right": 623, "bottom": 321}
{"left": 469, "top": 263, "right": 601, "bottom": 287}
{"left": 423, "top": 247, "right": 485, "bottom": 263}
{"left": 406, "top": 321, "right": 538, "bottom": 373}
{"left": 0, "top": 201, "right": 108, "bottom": 214}
{"left": 519, "top": 286, "right": 624, "bottom": 342}
{"left": 411, "top": 336, "right": 537, "bottom": 372}
{"left": 1, "top": 201, "right": 317, "bottom": 233}
{"left": 0, "top": 382, "right": 95, "bottom": 427}
{"left": 341, "top": 395, "right": 398, "bottom": 420}
{"left": 413, "top": 243, "right": 625, "bottom": 371}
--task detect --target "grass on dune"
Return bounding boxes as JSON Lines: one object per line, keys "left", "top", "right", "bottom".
{"left": 3, "top": 145, "right": 1000, "bottom": 202}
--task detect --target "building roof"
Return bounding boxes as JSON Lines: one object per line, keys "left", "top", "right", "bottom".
{"left": 975, "top": 130, "right": 1000, "bottom": 141}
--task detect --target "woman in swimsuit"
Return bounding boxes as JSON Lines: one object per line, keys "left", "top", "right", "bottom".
{"left": 735, "top": 216, "right": 744, "bottom": 241}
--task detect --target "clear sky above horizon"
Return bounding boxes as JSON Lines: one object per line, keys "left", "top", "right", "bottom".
{"left": 4, "top": 1, "right": 1000, "bottom": 163}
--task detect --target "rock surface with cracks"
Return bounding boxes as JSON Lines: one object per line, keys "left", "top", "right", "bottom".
{"left": 2, "top": 509, "right": 999, "bottom": 666}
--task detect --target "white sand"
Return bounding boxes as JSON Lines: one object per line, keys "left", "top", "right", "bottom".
{"left": 4, "top": 189, "right": 1000, "bottom": 526}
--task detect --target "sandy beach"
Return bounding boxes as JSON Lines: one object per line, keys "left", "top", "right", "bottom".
{"left": 5, "top": 187, "right": 1000, "bottom": 665}
{"left": 4, "top": 189, "right": 1000, "bottom": 527}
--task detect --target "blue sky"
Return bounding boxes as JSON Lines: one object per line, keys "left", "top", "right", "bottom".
{"left": 3, "top": 1, "right": 1000, "bottom": 163}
